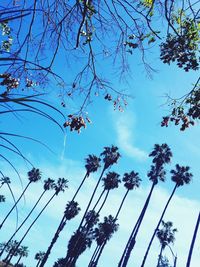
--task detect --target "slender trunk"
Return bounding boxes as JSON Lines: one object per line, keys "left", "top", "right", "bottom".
{"left": 6, "top": 192, "right": 57, "bottom": 264}
{"left": 6, "top": 182, "right": 19, "bottom": 230}
{"left": 78, "top": 167, "right": 106, "bottom": 228}
{"left": 36, "top": 259, "right": 41, "bottom": 267}
{"left": 39, "top": 172, "right": 89, "bottom": 267}
{"left": 92, "top": 243, "right": 105, "bottom": 267}
{"left": 90, "top": 189, "right": 130, "bottom": 266}
{"left": 141, "top": 184, "right": 177, "bottom": 267}
{"left": 92, "top": 189, "right": 106, "bottom": 211}
{"left": 118, "top": 182, "right": 155, "bottom": 267}
{"left": 186, "top": 211, "right": 200, "bottom": 267}
{"left": 115, "top": 189, "right": 129, "bottom": 220}
{"left": 0, "top": 182, "right": 31, "bottom": 229}
{"left": 88, "top": 245, "right": 100, "bottom": 267}
{"left": 156, "top": 246, "right": 163, "bottom": 267}
{"left": 15, "top": 254, "right": 22, "bottom": 265}
{"left": 0, "top": 190, "right": 46, "bottom": 257}
{"left": 67, "top": 190, "right": 110, "bottom": 267}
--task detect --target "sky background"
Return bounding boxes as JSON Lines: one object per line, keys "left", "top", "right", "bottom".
{"left": 0, "top": 11, "right": 200, "bottom": 267}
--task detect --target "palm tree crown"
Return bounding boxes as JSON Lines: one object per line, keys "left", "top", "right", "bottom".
{"left": 156, "top": 221, "right": 177, "bottom": 249}
{"left": 123, "top": 171, "right": 141, "bottom": 190}
{"left": 149, "top": 144, "right": 172, "bottom": 168}
{"left": 85, "top": 155, "right": 101, "bottom": 175}
{"left": 100, "top": 146, "right": 121, "bottom": 169}
{"left": 94, "top": 215, "right": 119, "bottom": 246}
{"left": 170, "top": 164, "right": 193, "bottom": 186}
{"left": 43, "top": 178, "right": 55, "bottom": 191}
{"left": 27, "top": 168, "right": 42, "bottom": 182}
{"left": 54, "top": 178, "right": 68, "bottom": 195}
{"left": 64, "top": 201, "right": 81, "bottom": 220}
{"left": 102, "top": 172, "right": 121, "bottom": 190}
{"left": 35, "top": 251, "right": 45, "bottom": 261}
{"left": 148, "top": 165, "right": 166, "bottom": 184}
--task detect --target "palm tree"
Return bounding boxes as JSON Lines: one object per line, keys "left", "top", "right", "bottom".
{"left": 79, "top": 146, "right": 121, "bottom": 228}
{"left": 0, "top": 195, "right": 5, "bottom": 203}
{"left": 118, "top": 143, "right": 172, "bottom": 267}
{"left": 89, "top": 171, "right": 142, "bottom": 266}
{"left": 141, "top": 164, "right": 192, "bottom": 267}
{"left": 38, "top": 154, "right": 101, "bottom": 267}
{"left": 2, "top": 240, "right": 20, "bottom": 264}
{"left": 66, "top": 171, "right": 121, "bottom": 266}
{"left": 0, "top": 176, "right": 18, "bottom": 228}
{"left": 64, "top": 227, "right": 94, "bottom": 266}
{"left": 186, "top": 211, "right": 200, "bottom": 267}
{"left": 89, "top": 215, "right": 119, "bottom": 267}
{"left": 0, "top": 178, "right": 55, "bottom": 258}
{"left": 0, "top": 168, "right": 41, "bottom": 229}
{"left": 34, "top": 251, "right": 45, "bottom": 267}
{"left": 156, "top": 221, "right": 177, "bottom": 267}
{"left": 15, "top": 246, "right": 28, "bottom": 265}
{"left": 5, "top": 178, "right": 68, "bottom": 264}
{"left": 115, "top": 171, "right": 141, "bottom": 219}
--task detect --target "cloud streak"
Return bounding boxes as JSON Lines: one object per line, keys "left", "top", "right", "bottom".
{"left": 112, "top": 110, "right": 148, "bottom": 161}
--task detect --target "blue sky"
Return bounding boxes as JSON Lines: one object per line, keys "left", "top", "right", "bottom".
{"left": 1, "top": 6, "right": 200, "bottom": 266}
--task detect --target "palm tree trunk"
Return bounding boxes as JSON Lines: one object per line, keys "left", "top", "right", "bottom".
{"left": 115, "top": 189, "right": 129, "bottom": 220}
{"left": 140, "top": 184, "right": 177, "bottom": 267}
{"left": 36, "top": 259, "right": 41, "bottom": 267}
{"left": 6, "top": 192, "right": 57, "bottom": 264}
{"left": 15, "top": 254, "right": 22, "bottom": 265}
{"left": 38, "top": 172, "right": 89, "bottom": 267}
{"left": 0, "top": 190, "right": 46, "bottom": 257}
{"left": 92, "top": 243, "right": 105, "bottom": 267}
{"left": 78, "top": 167, "right": 106, "bottom": 228}
{"left": 89, "top": 189, "right": 130, "bottom": 266}
{"left": 186, "top": 211, "right": 200, "bottom": 267}
{"left": 67, "top": 190, "right": 111, "bottom": 267}
{"left": 156, "top": 246, "right": 163, "bottom": 267}
{"left": 0, "top": 181, "right": 31, "bottom": 229}
{"left": 118, "top": 182, "right": 155, "bottom": 267}
{"left": 88, "top": 245, "right": 100, "bottom": 267}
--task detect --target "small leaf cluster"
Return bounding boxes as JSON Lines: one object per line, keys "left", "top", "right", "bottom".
{"left": 160, "top": 18, "right": 200, "bottom": 72}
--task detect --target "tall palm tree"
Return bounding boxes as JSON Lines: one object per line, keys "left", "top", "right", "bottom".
{"left": 156, "top": 221, "right": 177, "bottom": 267}
{"left": 2, "top": 240, "right": 20, "bottom": 264}
{"left": 79, "top": 146, "right": 121, "bottom": 228}
{"left": 15, "top": 246, "right": 28, "bottom": 265}
{"left": 118, "top": 143, "right": 172, "bottom": 267}
{"left": 0, "top": 178, "right": 55, "bottom": 257}
{"left": 88, "top": 171, "right": 142, "bottom": 266}
{"left": 34, "top": 251, "right": 45, "bottom": 267}
{"left": 5, "top": 178, "right": 68, "bottom": 264}
{"left": 65, "top": 171, "right": 121, "bottom": 266}
{"left": 186, "top": 211, "right": 200, "bottom": 267}
{"left": 0, "top": 176, "right": 18, "bottom": 228}
{"left": 38, "top": 154, "right": 101, "bottom": 267}
{"left": 0, "top": 168, "right": 41, "bottom": 229}
{"left": 115, "top": 171, "right": 141, "bottom": 219}
{"left": 89, "top": 215, "right": 119, "bottom": 267}
{"left": 141, "top": 164, "right": 192, "bottom": 267}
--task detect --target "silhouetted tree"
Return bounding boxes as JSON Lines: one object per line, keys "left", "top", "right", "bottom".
{"left": 34, "top": 251, "right": 45, "bottom": 267}
{"left": 186, "top": 211, "right": 200, "bottom": 267}
{"left": 5, "top": 178, "right": 68, "bottom": 264}
{"left": 141, "top": 164, "right": 192, "bottom": 266}
{"left": 15, "top": 246, "right": 28, "bottom": 265}
{"left": 0, "top": 178, "right": 55, "bottom": 257}
{"left": 0, "top": 168, "right": 41, "bottom": 229}
{"left": 156, "top": 221, "right": 177, "bottom": 267}
{"left": 118, "top": 144, "right": 172, "bottom": 267}
{"left": 39, "top": 154, "right": 101, "bottom": 267}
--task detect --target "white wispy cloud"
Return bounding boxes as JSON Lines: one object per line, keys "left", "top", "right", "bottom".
{"left": 112, "top": 110, "right": 148, "bottom": 161}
